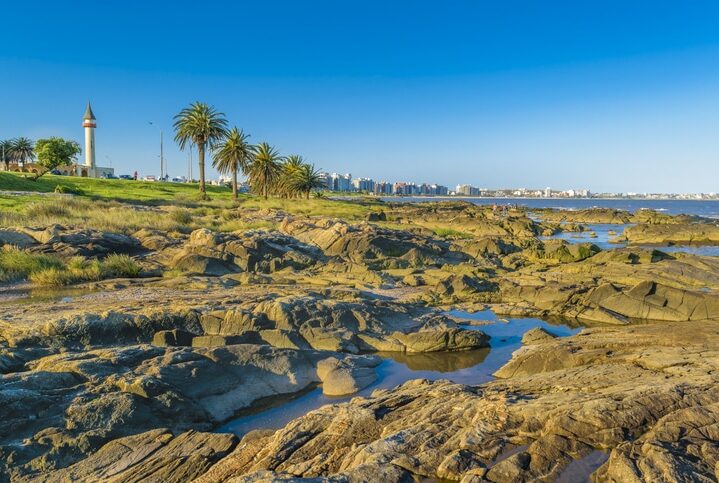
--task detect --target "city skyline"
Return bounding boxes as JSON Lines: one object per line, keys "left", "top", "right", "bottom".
{"left": 2, "top": 2, "right": 719, "bottom": 192}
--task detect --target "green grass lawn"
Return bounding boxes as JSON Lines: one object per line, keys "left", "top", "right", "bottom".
{"left": 0, "top": 172, "right": 380, "bottom": 229}
{"left": 0, "top": 171, "right": 233, "bottom": 203}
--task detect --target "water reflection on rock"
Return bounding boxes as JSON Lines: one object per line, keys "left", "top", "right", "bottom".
{"left": 377, "top": 348, "right": 490, "bottom": 372}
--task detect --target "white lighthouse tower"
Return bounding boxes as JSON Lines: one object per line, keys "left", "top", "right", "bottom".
{"left": 81, "top": 102, "right": 97, "bottom": 177}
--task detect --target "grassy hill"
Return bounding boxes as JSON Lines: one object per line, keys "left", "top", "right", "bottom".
{"left": 0, "top": 171, "right": 233, "bottom": 203}
{"left": 0, "top": 171, "right": 378, "bottom": 224}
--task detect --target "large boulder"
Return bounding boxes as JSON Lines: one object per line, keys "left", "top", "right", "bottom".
{"left": 393, "top": 327, "right": 489, "bottom": 353}
{"left": 8, "top": 308, "right": 204, "bottom": 349}
{"left": 199, "top": 294, "right": 490, "bottom": 354}
{"left": 624, "top": 222, "right": 719, "bottom": 245}
{"left": 521, "top": 327, "right": 556, "bottom": 345}
{"left": 536, "top": 208, "right": 632, "bottom": 224}
{"left": 152, "top": 329, "right": 194, "bottom": 347}
{"left": 280, "top": 218, "right": 468, "bottom": 268}
{"left": 435, "top": 274, "right": 496, "bottom": 298}
{"left": 171, "top": 253, "right": 236, "bottom": 276}
{"left": 17, "top": 225, "right": 142, "bottom": 257}
{"left": 170, "top": 228, "right": 322, "bottom": 275}
{"left": 133, "top": 228, "right": 182, "bottom": 251}
{"left": 576, "top": 281, "right": 719, "bottom": 323}
{"left": 529, "top": 240, "right": 601, "bottom": 263}
{"left": 316, "top": 356, "right": 380, "bottom": 396}
{"left": 0, "top": 229, "right": 37, "bottom": 248}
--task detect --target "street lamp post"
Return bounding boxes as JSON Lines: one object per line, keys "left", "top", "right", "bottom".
{"left": 149, "top": 122, "right": 164, "bottom": 180}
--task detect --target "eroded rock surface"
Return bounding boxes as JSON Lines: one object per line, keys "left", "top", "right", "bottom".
{"left": 0, "top": 344, "right": 324, "bottom": 479}
{"left": 196, "top": 322, "right": 719, "bottom": 482}
{"left": 24, "top": 429, "right": 237, "bottom": 483}
{"left": 280, "top": 217, "right": 469, "bottom": 268}
{"left": 3, "top": 201, "right": 719, "bottom": 482}
{"left": 624, "top": 222, "right": 719, "bottom": 245}
{"left": 13, "top": 225, "right": 142, "bottom": 257}
{"left": 170, "top": 228, "right": 323, "bottom": 275}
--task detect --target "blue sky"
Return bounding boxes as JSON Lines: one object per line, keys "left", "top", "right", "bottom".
{"left": 2, "top": 1, "right": 719, "bottom": 192}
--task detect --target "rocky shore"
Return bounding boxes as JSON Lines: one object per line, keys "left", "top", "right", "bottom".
{"left": 2, "top": 199, "right": 719, "bottom": 481}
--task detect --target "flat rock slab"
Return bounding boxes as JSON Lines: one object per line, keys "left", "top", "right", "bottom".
{"left": 29, "top": 429, "right": 237, "bottom": 483}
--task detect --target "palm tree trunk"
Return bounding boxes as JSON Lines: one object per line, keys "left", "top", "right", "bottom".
{"left": 232, "top": 168, "right": 238, "bottom": 200}
{"left": 306, "top": 190, "right": 310, "bottom": 199}
{"left": 198, "top": 144, "right": 206, "bottom": 193}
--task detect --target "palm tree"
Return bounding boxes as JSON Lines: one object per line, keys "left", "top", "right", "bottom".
{"left": 248, "top": 142, "right": 283, "bottom": 199}
{"left": 213, "top": 127, "right": 254, "bottom": 199}
{"left": 279, "top": 155, "right": 305, "bottom": 198}
{"left": 293, "top": 163, "right": 326, "bottom": 199}
{"left": 173, "top": 102, "right": 228, "bottom": 195}
{"left": 0, "top": 140, "right": 12, "bottom": 170}
{"left": 11, "top": 137, "right": 35, "bottom": 167}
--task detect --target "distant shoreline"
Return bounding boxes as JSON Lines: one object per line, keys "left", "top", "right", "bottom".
{"left": 363, "top": 195, "right": 719, "bottom": 202}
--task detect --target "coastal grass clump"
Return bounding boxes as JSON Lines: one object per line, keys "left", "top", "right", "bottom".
{"left": 433, "top": 227, "right": 473, "bottom": 239}
{"left": 23, "top": 200, "right": 75, "bottom": 219}
{"left": 100, "top": 254, "right": 142, "bottom": 278}
{"left": 29, "top": 254, "right": 142, "bottom": 286}
{"left": 0, "top": 247, "right": 64, "bottom": 282}
{"left": 1, "top": 196, "right": 198, "bottom": 234}
{"left": 237, "top": 196, "right": 374, "bottom": 220}
{"left": 0, "top": 246, "right": 142, "bottom": 286}
{"left": 170, "top": 208, "right": 194, "bottom": 225}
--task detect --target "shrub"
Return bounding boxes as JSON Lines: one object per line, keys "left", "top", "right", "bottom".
{"left": 100, "top": 254, "right": 141, "bottom": 278}
{"left": 0, "top": 247, "right": 64, "bottom": 281}
{"left": 54, "top": 185, "right": 85, "bottom": 195}
{"left": 170, "top": 208, "right": 193, "bottom": 225}
{"left": 69, "top": 257, "right": 103, "bottom": 281}
{"left": 2, "top": 250, "right": 141, "bottom": 286}
{"left": 29, "top": 267, "right": 76, "bottom": 286}
{"left": 23, "top": 202, "right": 72, "bottom": 219}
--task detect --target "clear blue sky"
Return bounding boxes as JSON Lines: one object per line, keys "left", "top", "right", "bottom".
{"left": 2, "top": 1, "right": 719, "bottom": 193}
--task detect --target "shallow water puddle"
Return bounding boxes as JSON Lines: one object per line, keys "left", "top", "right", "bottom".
{"left": 218, "top": 310, "right": 581, "bottom": 435}
{"left": 541, "top": 222, "right": 719, "bottom": 256}
{"left": 555, "top": 450, "right": 609, "bottom": 483}
{"left": 0, "top": 285, "right": 100, "bottom": 306}
{"left": 540, "top": 223, "right": 629, "bottom": 250}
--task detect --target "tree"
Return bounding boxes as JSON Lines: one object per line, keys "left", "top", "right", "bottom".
{"left": 0, "top": 140, "right": 12, "bottom": 170}
{"left": 34, "top": 137, "right": 81, "bottom": 179}
{"left": 212, "top": 127, "right": 254, "bottom": 200}
{"left": 11, "top": 137, "right": 35, "bottom": 166}
{"left": 173, "top": 102, "right": 229, "bottom": 196}
{"left": 293, "top": 163, "right": 326, "bottom": 199}
{"left": 248, "top": 142, "right": 283, "bottom": 199}
{"left": 278, "top": 155, "right": 305, "bottom": 198}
